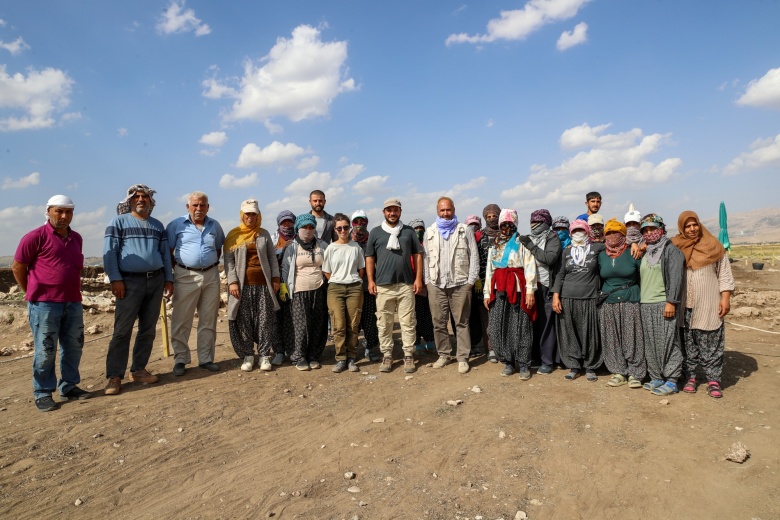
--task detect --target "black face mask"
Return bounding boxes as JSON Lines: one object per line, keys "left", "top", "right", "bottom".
{"left": 415, "top": 230, "right": 424, "bottom": 242}
{"left": 486, "top": 217, "right": 499, "bottom": 229}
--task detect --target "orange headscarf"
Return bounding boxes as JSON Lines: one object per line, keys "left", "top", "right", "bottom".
{"left": 670, "top": 210, "right": 725, "bottom": 270}
{"left": 224, "top": 210, "right": 262, "bottom": 252}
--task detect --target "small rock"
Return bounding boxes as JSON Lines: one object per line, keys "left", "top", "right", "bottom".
{"left": 529, "top": 498, "right": 542, "bottom": 506}
{"left": 725, "top": 441, "right": 750, "bottom": 463}
{"left": 470, "top": 385, "right": 482, "bottom": 393}
{"left": 446, "top": 399, "right": 463, "bottom": 406}
{"left": 735, "top": 426, "right": 743, "bottom": 431}
{"left": 266, "top": 512, "right": 275, "bottom": 518}
{"left": 499, "top": 431, "right": 506, "bottom": 439}
{"left": 347, "top": 486, "right": 361, "bottom": 493}
{"left": 112, "top": 443, "right": 121, "bottom": 448}
{"left": 85, "top": 324, "right": 102, "bottom": 335}
{"left": 359, "top": 501, "right": 368, "bottom": 507}
{"left": 432, "top": 472, "right": 438, "bottom": 478}
{"left": 373, "top": 418, "right": 385, "bottom": 423}
{"left": 92, "top": 433, "right": 104, "bottom": 439}
{"left": 0, "top": 407, "right": 6, "bottom": 412}
{"left": 350, "top": 443, "right": 359, "bottom": 447}
{"left": 515, "top": 511, "right": 528, "bottom": 520}
{"left": 659, "top": 399, "right": 669, "bottom": 405}
{"left": 344, "top": 471, "right": 356, "bottom": 479}
{"left": 284, "top": 389, "right": 291, "bottom": 393}
{"left": 157, "top": 438, "right": 167, "bottom": 444}
{"left": 361, "top": 371, "right": 369, "bottom": 375}
{"left": 320, "top": 444, "right": 326, "bottom": 449}
{"left": 178, "top": 428, "right": 184, "bottom": 433}
{"left": 74, "top": 498, "right": 83, "bottom": 506}
{"left": 405, "top": 375, "right": 413, "bottom": 380}
{"left": 279, "top": 492, "right": 287, "bottom": 497}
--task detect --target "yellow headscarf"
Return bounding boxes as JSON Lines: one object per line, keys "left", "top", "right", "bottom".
{"left": 224, "top": 210, "right": 262, "bottom": 252}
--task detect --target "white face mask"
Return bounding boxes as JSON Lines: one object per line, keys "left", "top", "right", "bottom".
{"left": 571, "top": 230, "right": 588, "bottom": 245}
{"left": 298, "top": 228, "right": 315, "bottom": 241}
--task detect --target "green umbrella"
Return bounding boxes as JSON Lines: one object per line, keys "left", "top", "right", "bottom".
{"left": 718, "top": 201, "right": 730, "bottom": 251}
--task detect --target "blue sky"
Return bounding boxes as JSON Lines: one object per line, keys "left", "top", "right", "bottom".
{"left": 1, "top": 0, "right": 779, "bottom": 256}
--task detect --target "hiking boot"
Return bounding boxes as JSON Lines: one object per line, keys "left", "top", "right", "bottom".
{"left": 172, "top": 363, "right": 186, "bottom": 376}
{"left": 458, "top": 361, "right": 470, "bottom": 374}
{"left": 259, "top": 356, "right": 272, "bottom": 371}
{"left": 130, "top": 369, "right": 159, "bottom": 384}
{"left": 501, "top": 363, "right": 514, "bottom": 376}
{"left": 332, "top": 360, "right": 347, "bottom": 373}
{"left": 35, "top": 395, "right": 58, "bottom": 412}
{"left": 295, "top": 360, "right": 310, "bottom": 371}
{"left": 432, "top": 355, "right": 450, "bottom": 369}
{"left": 517, "top": 364, "right": 531, "bottom": 381}
{"left": 403, "top": 356, "right": 416, "bottom": 373}
{"left": 105, "top": 377, "right": 122, "bottom": 395}
{"left": 271, "top": 352, "right": 285, "bottom": 366}
{"left": 379, "top": 357, "right": 393, "bottom": 373}
{"left": 347, "top": 358, "right": 359, "bottom": 372}
{"left": 60, "top": 386, "right": 91, "bottom": 401}
{"left": 241, "top": 355, "right": 254, "bottom": 372}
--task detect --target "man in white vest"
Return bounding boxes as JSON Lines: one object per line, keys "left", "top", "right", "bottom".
{"left": 423, "top": 196, "right": 479, "bottom": 373}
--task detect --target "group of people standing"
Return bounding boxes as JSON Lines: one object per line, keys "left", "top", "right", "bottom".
{"left": 12, "top": 187, "right": 735, "bottom": 413}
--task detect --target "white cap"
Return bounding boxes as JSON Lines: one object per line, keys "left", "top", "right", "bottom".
{"left": 240, "top": 199, "right": 260, "bottom": 214}
{"left": 351, "top": 209, "right": 367, "bottom": 222}
{"left": 46, "top": 195, "right": 75, "bottom": 209}
{"left": 587, "top": 213, "right": 604, "bottom": 226}
{"left": 624, "top": 203, "right": 641, "bottom": 224}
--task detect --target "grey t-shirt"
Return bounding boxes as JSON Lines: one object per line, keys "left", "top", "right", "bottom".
{"left": 551, "top": 243, "right": 606, "bottom": 299}
{"left": 365, "top": 224, "right": 422, "bottom": 286}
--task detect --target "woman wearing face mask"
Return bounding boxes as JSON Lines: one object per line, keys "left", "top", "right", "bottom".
{"left": 624, "top": 204, "right": 645, "bottom": 259}
{"left": 517, "top": 209, "right": 561, "bottom": 375}
{"left": 671, "top": 211, "right": 734, "bottom": 398}
{"left": 322, "top": 213, "right": 366, "bottom": 373}
{"left": 477, "top": 204, "right": 502, "bottom": 363}
{"left": 351, "top": 210, "right": 381, "bottom": 362}
{"left": 409, "top": 218, "right": 436, "bottom": 354}
{"left": 269, "top": 210, "right": 296, "bottom": 366}
{"left": 598, "top": 218, "right": 645, "bottom": 389}
{"left": 464, "top": 215, "right": 485, "bottom": 353}
{"left": 552, "top": 216, "right": 571, "bottom": 249}
{"left": 638, "top": 214, "right": 685, "bottom": 396}
{"left": 483, "top": 209, "right": 537, "bottom": 380}
{"left": 551, "top": 219, "right": 604, "bottom": 381}
{"left": 223, "top": 200, "right": 280, "bottom": 373}
{"left": 281, "top": 213, "right": 329, "bottom": 370}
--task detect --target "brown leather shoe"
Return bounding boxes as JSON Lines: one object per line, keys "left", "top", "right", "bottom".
{"left": 105, "top": 377, "right": 122, "bottom": 396}
{"left": 379, "top": 357, "right": 393, "bottom": 373}
{"left": 403, "top": 356, "right": 416, "bottom": 374}
{"left": 130, "top": 369, "right": 159, "bottom": 384}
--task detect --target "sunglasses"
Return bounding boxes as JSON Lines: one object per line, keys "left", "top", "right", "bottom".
{"left": 334, "top": 226, "right": 350, "bottom": 232}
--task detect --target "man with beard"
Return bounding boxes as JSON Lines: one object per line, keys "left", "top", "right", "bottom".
{"left": 309, "top": 190, "right": 335, "bottom": 244}
{"left": 366, "top": 198, "right": 423, "bottom": 373}
{"left": 577, "top": 191, "right": 603, "bottom": 222}
{"left": 103, "top": 184, "right": 174, "bottom": 395}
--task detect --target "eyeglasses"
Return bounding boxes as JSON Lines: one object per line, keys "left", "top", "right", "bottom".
{"left": 334, "top": 226, "right": 350, "bottom": 232}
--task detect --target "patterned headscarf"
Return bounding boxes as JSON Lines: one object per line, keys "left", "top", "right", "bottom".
{"left": 351, "top": 210, "right": 369, "bottom": 244}
{"left": 552, "top": 216, "right": 570, "bottom": 230}
{"left": 641, "top": 213, "right": 668, "bottom": 266}
{"left": 116, "top": 184, "right": 156, "bottom": 215}
{"left": 275, "top": 210, "right": 296, "bottom": 250}
{"left": 408, "top": 218, "right": 425, "bottom": 229}
{"left": 530, "top": 209, "right": 552, "bottom": 226}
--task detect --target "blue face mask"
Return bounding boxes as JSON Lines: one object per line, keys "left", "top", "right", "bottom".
{"left": 557, "top": 229, "right": 571, "bottom": 247}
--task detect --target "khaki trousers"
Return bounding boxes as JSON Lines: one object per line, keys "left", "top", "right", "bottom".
{"left": 427, "top": 283, "right": 472, "bottom": 362}
{"left": 327, "top": 282, "right": 364, "bottom": 360}
{"left": 170, "top": 265, "right": 220, "bottom": 365}
{"left": 375, "top": 283, "right": 417, "bottom": 357}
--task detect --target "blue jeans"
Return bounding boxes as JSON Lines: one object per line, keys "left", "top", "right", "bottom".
{"left": 105, "top": 273, "right": 164, "bottom": 379}
{"left": 28, "top": 301, "right": 84, "bottom": 398}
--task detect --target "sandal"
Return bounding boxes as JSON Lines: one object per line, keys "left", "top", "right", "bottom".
{"left": 643, "top": 379, "right": 664, "bottom": 391}
{"left": 682, "top": 377, "right": 697, "bottom": 394}
{"left": 564, "top": 369, "right": 580, "bottom": 381}
{"left": 607, "top": 374, "right": 627, "bottom": 387}
{"left": 651, "top": 381, "right": 679, "bottom": 396}
{"left": 627, "top": 376, "right": 643, "bottom": 389}
{"left": 706, "top": 381, "right": 723, "bottom": 399}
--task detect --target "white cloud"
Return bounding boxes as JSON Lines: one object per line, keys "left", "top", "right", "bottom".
{"left": 297, "top": 155, "right": 320, "bottom": 170}
{"left": 339, "top": 163, "right": 365, "bottom": 182}
{"left": 446, "top": 0, "right": 590, "bottom": 46}
{"left": 0, "top": 19, "right": 6, "bottom": 27}
{"left": 723, "top": 134, "right": 780, "bottom": 175}
{"left": 736, "top": 67, "right": 780, "bottom": 110}
{"left": 204, "top": 24, "right": 356, "bottom": 131}
{"left": 199, "top": 131, "right": 227, "bottom": 147}
{"left": 199, "top": 149, "right": 218, "bottom": 157}
{"left": 353, "top": 175, "right": 388, "bottom": 195}
{"left": 0, "top": 37, "right": 30, "bottom": 55}
{"left": 157, "top": 0, "right": 211, "bottom": 36}
{"left": 235, "top": 141, "right": 307, "bottom": 168}
{"left": 0, "top": 65, "right": 74, "bottom": 132}
{"left": 219, "top": 172, "right": 258, "bottom": 189}
{"left": 117, "top": 127, "right": 128, "bottom": 137}
{"left": 556, "top": 21, "right": 587, "bottom": 51}
{"left": 502, "top": 123, "right": 681, "bottom": 206}
{"left": 486, "top": 118, "right": 495, "bottom": 128}
{"left": 2, "top": 171, "right": 40, "bottom": 190}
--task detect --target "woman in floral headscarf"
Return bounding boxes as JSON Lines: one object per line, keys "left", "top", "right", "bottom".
{"left": 638, "top": 213, "right": 685, "bottom": 397}
{"left": 483, "top": 209, "right": 537, "bottom": 380}
{"left": 598, "top": 219, "right": 645, "bottom": 389}
{"left": 269, "top": 210, "right": 296, "bottom": 366}
{"left": 224, "top": 199, "right": 280, "bottom": 373}
{"left": 551, "top": 219, "right": 604, "bottom": 382}
{"left": 671, "top": 211, "right": 735, "bottom": 398}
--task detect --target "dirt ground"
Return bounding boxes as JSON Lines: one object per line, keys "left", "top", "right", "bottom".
{"left": 0, "top": 262, "right": 778, "bottom": 520}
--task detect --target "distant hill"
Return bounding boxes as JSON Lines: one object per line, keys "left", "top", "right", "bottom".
{"left": 668, "top": 207, "right": 780, "bottom": 244}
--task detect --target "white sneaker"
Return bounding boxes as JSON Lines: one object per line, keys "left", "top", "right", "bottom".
{"left": 458, "top": 361, "right": 470, "bottom": 374}
{"left": 432, "top": 355, "right": 450, "bottom": 369}
{"left": 240, "top": 355, "right": 254, "bottom": 372}
{"left": 271, "top": 352, "right": 285, "bottom": 366}
{"left": 259, "top": 356, "right": 272, "bottom": 371}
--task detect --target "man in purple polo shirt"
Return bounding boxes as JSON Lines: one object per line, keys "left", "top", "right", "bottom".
{"left": 12, "top": 195, "right": 90, "bottom": 412}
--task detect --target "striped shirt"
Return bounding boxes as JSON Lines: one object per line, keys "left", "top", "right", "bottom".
{"left": 683, "top": 254, "right": 735, "bottom": 331}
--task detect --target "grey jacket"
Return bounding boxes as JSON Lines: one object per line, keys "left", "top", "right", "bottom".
{"left": 280, "top": 239, "right": 329, "bottom": 296}
{"left": 223, "top": 229, "right": 280, "bottom": 320}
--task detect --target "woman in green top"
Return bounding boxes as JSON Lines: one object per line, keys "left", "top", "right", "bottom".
{"left": 598, "top": 219, "right": 645, "bottom": 389}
